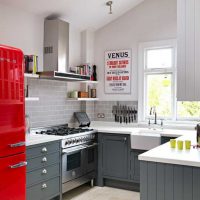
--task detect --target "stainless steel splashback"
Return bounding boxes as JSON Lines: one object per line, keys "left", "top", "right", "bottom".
{"left": 43, "top": 19, "right": 69, "bottom": 73}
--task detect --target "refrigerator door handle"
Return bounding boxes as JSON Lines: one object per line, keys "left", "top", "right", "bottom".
{"left": 9, "top": 141, "right": 25, "bottom": 148}
{"left": 10, "top": 161, "right": 27, "bottom": 169}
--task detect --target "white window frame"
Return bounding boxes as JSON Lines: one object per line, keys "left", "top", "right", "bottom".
{"left": 138, "top": 39, "right": 177, "bottom": 122}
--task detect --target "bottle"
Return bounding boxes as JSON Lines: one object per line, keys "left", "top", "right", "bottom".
{"left": 88, "top": 85, "right": 91, "bottom": 98}
{"left": 93, "top": 65, "right": 97, "bottom": 81}
{"left": 196, "top": 124, "right": 200, "bottom": 145}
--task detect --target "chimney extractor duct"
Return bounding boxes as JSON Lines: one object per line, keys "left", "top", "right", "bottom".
{"left": 38, "top": 19, "right": 90, "bottom": 81}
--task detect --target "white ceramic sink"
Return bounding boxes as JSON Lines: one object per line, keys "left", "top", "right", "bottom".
{"left": 131, "top": 129, "right": 161, "bottom": 150}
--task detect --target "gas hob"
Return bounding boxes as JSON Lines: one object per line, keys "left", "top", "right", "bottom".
{"left": 31, "top": 124, "right": 97, "bottom": 148}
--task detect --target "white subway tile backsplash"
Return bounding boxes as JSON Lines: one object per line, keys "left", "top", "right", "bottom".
{"left": 26, "top": 79, "right": 138, "bottom": 127}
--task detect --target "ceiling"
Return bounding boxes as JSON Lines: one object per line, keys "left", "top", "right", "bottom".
{"left": 0, "top": 0, "right": 144, "bottom": 30}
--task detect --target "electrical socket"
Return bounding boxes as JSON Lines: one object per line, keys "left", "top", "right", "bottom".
{"left": 97, "top": 113, "right": 105, "bottom": 118}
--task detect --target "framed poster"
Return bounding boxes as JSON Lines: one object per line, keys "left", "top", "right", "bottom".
{"left": 105, "top": 49, "right": 131, "bottom": 94}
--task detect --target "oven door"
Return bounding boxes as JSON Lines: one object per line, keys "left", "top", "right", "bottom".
{"left": 84, "top": 143, "right": 98, "bottom": 173}
{"left": 62, "top": 145, "right": 86, "bottom": 183}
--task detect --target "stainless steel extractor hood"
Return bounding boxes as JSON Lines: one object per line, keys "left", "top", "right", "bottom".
{"left": 38, "top": 19, "right": 90, "bottom": 81}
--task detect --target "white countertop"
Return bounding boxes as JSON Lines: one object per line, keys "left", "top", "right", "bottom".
{"left": 138, "top": 133, "right": 200, "bottom": 167}
{"left": 26, "top": 134, "right": 62, "bottom": 146}
{"left": 90, "top": 122, "right": 192, "bottom": 137}
{"left": 26, "top": 121, "right": 199, "bottom": 167}
{"left": 91, "top": 121, "right": 200, "bottom": 167}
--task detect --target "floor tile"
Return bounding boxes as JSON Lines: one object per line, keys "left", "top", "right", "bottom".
{"left": 63, "top": 185, "right": 140, "bottom": 200}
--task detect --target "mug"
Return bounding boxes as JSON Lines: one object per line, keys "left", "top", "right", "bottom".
{"left": 177, "top": 140, "right": 183, "bottom": 150}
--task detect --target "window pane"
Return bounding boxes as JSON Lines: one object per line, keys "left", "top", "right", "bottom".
{"left": 147, "top": 74, "right": 172, "bottom": 118}
{"left": 146, "top": 48, "right": 173, "bottom": 68}
{"left": 177, "top": 102, "right": 200, "bottom": 118}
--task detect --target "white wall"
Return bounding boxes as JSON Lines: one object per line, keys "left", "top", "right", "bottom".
{"left": 0, "top": 3, "right": 82, "bottom": 71}
{"left": 0, "top": 4, "right": 44, "bottom": 69}
{"left": 94, "top": 0, "right": 177, "bottom": 101}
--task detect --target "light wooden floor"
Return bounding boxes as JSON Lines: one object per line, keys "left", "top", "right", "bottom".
{"left": 63, "top": 185, "right": 140, "bottom": 200}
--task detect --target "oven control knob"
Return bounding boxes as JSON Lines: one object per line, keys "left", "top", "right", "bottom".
{"left": 68, "top": 139, "right": 72, "bottom": 145}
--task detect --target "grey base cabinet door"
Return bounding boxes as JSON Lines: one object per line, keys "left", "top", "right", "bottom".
{"left": 102, "top": 134, "right": 128, "bottom": 180}
{"left": 140, "top": 161, "right": 200, "bottom": 200}
{"left": 131, "top": 150, "right": 145, "bottom": 183}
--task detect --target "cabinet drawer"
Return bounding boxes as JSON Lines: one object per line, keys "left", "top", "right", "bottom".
{"left": 27, "top": 151, "right": 60, "bottom": 172}
{"left": 27, "top": 141, "right": 60, "bottom": 159}
{"left": 27, "top": 177, "right": 60, "bottom": 200}
{"left": 27, "top": 164, "right": 60, "bottom": 187}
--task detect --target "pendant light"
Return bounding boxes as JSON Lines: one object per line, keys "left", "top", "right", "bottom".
{"left": 106, "top": 1, "right": 113, "bottom": 14}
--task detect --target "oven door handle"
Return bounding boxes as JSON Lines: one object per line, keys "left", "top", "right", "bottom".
{"left": 84, "top": 143, "right": 98, "bottom": 148}
{"left": 62, "top": 146, "right": 87, "bottom": 154}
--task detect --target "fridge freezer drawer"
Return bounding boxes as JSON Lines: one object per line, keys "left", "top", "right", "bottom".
{"left": 0, "top": 153, "right": 26, "bottom": 200}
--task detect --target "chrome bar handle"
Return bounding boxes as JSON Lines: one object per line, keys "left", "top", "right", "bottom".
{"left": 10, "top": 161, "right": 27, "bottom": 169}
{"left": 84, "top": 143, "right": 98, "bottom": 148}
{"left": 9, "top": 142, "right": 25, "bottom": 148}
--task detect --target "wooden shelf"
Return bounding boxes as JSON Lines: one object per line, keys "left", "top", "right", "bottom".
{"left": 66, "top": 98, "right": 99, "bottom": 101}
{"left": 25, "top": 97, "right": 39, "bottom": 101}
{"left": 24, "top": 73, "right": 39, "bottom": 78}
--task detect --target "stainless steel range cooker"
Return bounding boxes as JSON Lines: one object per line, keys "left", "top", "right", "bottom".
{"left": 31, "top": 124, "right": 98, "bottom": 193}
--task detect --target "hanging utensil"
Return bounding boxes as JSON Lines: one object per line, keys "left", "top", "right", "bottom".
{"left": 112, "top": 105, "right": 117, "bottom": 122}
{"left": 125, "top": 105, "right": 128, "bottom": 124}
{"left": 131, "top": 107, "right": 134, "bottom": 122}
{"left": 133, "top": 107, "right": 138, "bottom": 121}
{"left": 128, "top": 107, "right": 131, "bottom": 123}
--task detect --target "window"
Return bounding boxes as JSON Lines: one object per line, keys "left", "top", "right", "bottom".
{"left": 146, "top": 48, "right": 173, "bottom": 69}
{"left": 177, "top": 102, "right": 200, "bottom": 119}
{"left": 138, "top": 40, "right": 176, "bottom": 121}
{"left": 146, "top": 74, "right": 172, "bottom": 118}
{"left": 139, "top": 40, "right": 200, "bottom": 122}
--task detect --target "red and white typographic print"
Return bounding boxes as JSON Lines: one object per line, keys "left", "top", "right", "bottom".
{"left": 105, "top": 49, "right": 131, "bottom": 94}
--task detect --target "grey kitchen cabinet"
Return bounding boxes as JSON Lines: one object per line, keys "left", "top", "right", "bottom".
{"left": 130, "top": 150, "right": 145, "bottom": 183}
{"left": 177, "top": 0, "right": 200, "bottom": 100}
{"left": 26, "top": 140, "right": 61, "bottom": 200}
{"left": 161, "top": 136, "right": 177, "bottom": 145}
{"left": 98, "top": 133, "right": 145, "bottom": 191}
{"left": 140, "top": 161, "right": 200, "bottom": 200}
{"left": 101, "top": 134, "right": 129, "bottom": 180}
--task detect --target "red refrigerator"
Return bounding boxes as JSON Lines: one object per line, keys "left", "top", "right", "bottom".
{"left": 0, "top": 45, "right": 26, "bottom": 200}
